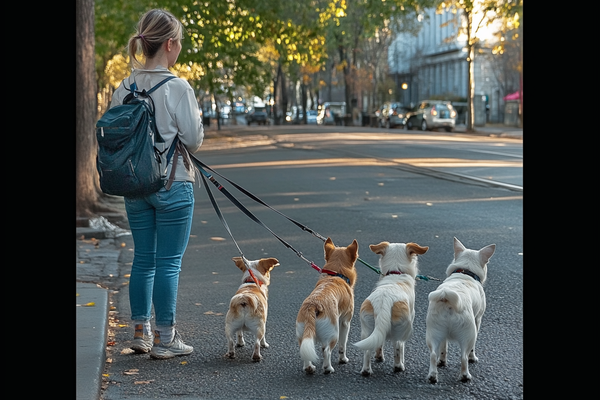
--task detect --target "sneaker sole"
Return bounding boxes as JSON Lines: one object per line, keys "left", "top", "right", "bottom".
{"left": 149, "top": 349, "right": 193, "bottom": 359}
{"left": 131, "top": 345, "right": 152, "bottom": 354}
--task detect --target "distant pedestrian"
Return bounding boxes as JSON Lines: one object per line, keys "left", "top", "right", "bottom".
{"left": 110, "top": 8, "right": 204, "bottom": 359}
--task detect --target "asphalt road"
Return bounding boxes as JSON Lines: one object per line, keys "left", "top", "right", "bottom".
{"left": 102, "top": 126, "right": 523, "bottom": 400}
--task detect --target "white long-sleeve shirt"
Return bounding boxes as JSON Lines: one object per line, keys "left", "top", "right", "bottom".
{"left": 110, "top": 66, "right": 204, "bottom": 183}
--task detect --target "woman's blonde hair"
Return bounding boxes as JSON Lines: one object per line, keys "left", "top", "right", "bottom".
{"left": 127, "top": 9, "right": 183, "bottom": 69}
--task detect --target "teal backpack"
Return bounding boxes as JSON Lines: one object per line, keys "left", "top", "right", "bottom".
{"left": 95, "top": 76, "right": 177, "bottom": 197}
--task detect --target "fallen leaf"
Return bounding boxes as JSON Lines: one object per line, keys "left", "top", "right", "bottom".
{"left": 118, "top": 324, "right": 128, "bottom": 328}
{"left": 121, "top": 348, "right": 135, "bottom": 355}
{"left": 124, "top": 274, "right": 130, "bottom": 278}
{"left": 102, "top": 374, "right": 110, "bottom": 377}
{"left": 134, "top": 380, "right": 154, "bottom": 385}
{"left": 107, "top": 341, "right": 116, "bottom": 346}
{"left": 106, "top": 358, "right": 113, "bottom": 363}
{"left": 180, "top": 361, "right": 188, "bottom": 365}
{"left": 124, "top": 369, "right": 139, "bottom": 375}
{"left": 210, "top": 237, "right": 226, "bottom": 241}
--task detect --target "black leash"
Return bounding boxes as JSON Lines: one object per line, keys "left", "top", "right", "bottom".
{"left": 191, "top": 154, "right": 438, "bottom": 281}
{"left": 195, "top": 156, "right": 325, "bottom": 275}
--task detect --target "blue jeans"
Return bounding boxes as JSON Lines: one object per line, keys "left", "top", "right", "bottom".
{"left": 125, "top": 181, "right": 194, "bottom": 327}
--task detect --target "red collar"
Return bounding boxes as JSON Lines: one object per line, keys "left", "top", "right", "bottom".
{"left": 243, "top": 277, "right": 262, "bottom": 286}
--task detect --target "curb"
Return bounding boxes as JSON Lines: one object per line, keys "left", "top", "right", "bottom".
{"left": 76, "top": 282, "right": 109, "bottom": 400}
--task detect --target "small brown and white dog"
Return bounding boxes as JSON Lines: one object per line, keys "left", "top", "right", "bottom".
{"left": 224, "top": 256, "right": 280, "bottom": 362}
{"left": 425, "top": 237, "right": 495, "bottom": 383}
{"left": 353, "top": 241, "right": 429, "bottom": 376}
{"left": 296, "top": 238, "right": 358, "bottom": 374}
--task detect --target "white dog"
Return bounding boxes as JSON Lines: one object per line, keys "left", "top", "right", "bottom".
{"left": 353, "top": 241, "right": 429, "bottom": 376}
{"left": 224, "top": 257, "right": 280, "bottom": 362}
{"left": 425, "top": 237, "right": 496, "bottom": 383}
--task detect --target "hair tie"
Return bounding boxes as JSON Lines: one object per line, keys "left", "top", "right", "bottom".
{"left": 137, "top": 34, "right": 145, "bottom": 40}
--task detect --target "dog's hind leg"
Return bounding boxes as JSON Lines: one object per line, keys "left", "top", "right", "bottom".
{"left": 360, "top": 349, "right": 373, "bottom": 376}
{"left": 458, "top": 336, "right": 476, "bottom": 382}
{"left": 225, "top": 327, "right": 237, "bottom": 358}
{"left": 437, "top": 339, "right": 448, "bottom": 366}
{"left": 394, "top": 341, "right": 405, "bottom": 372}
{"left": 322, "top": 341, "right": 336, "bottom": 374}
{"left": 338, "top": 317, "right": 351, "bottom": 364}
{"left": 252, "top": 323, "right": 267, "bottom": 362}
{"left": 426, "top": 335, "right": 440, "bottom": 383}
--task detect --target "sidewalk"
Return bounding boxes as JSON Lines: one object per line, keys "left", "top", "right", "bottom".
{"left": 76, "top": 208, "right": 131, "bottom": 400}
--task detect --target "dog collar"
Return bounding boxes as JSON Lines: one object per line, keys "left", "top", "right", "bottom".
{"left": 452, "top": 268, "right": 481, "bottom": 282}
{"left": 321, "top": 269, "right": 351, "bottom": 285}
{"left": 243, "top": 277, "right": 263, "bottom": 286}
{"left": 385, "top": 271, "right": 404, "bottom": 276}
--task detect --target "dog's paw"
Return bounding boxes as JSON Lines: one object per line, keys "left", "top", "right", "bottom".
{"left": 339, "top": 356, "right": 349, "bottom": 364}
{"left": 225, "top": 352, "right": 235, "bottom": 359}
{"left": 468, "top": 353, "right": 478, "bottom": 363}
{"left": 460, "top": 373, "right": 472, "bottom": 382}
{"left": 437, "top": 360, "right": 446, "bottom": 367}
{"left": 394, "top": 364, "right": 405, "bottom": 373}
{"left": 323, "top": 366, "right": 335, "bottom": 374}
{"left": 304, "top": 365, "right": 316, "bottom": 374}
{"left": 375, "top": 355, "right": 384, "bottom": 363}
{"left": 261, "top": 342, "right": 269, "bottom": 349}
{"left": 252, "top": 354, "right": 262, "bottom": 362}
{"left": 360, "top": 369, "right": 373, "bottom": 377}
{"left": 428, "top": 373, "right": 438, "bottom": 384}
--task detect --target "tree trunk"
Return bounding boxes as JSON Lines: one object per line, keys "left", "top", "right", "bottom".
{"left": 466, "top": 11, "right": 475, "bottom": 133}
{"left": 280, "top": 67, "right": 288, "bottom": 122}
{"left": 76, "top": 0, "right": 102, "bottom": 218}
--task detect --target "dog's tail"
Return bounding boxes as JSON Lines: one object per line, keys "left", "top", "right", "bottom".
{"left": 297, "top": 304, "right": 320, "bottom": 364}
{"left": 428, "top": 288, "right": 463, "bottom": 312}
{"left": 353, "top": 297, "right": 403, "bottom": 351}
{"left": 229, "top": 293, "right": 258, "bottom": 314}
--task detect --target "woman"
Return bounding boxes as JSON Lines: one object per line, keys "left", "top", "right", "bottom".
{"left": 110, "top": 9, "right": 203, "bottom": 359}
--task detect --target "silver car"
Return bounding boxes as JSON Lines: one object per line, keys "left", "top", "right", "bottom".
{"left": 405, "top": 100, "right": 456, "bottom": 132}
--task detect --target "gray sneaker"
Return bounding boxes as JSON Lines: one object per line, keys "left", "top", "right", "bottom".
{"left": 150, "top": 329, "right": 193, "bottom": 359}
{"left": 130, "top": 324, "right": 153, "bottom": 354}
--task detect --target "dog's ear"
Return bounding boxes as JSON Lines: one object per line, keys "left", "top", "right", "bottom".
{"left": 478, "top": 244, "right": 496, "bottom": 266}
{"left": 369, "top": 242, "right": 389, "bottom": 256}
{"left": 324, "top": 237, "right": 335, "bottom": 259}
{"left": 407, "top": 243, "right": 429, "bottom": 256}
{"left": 232, "top": 257, "right": 246, "bottom": 272}
{"left": 346, "top": 239, "right": 359, "bottom": 262}
{"left": 258, "top": 257, "right": 280, "bottom": 274}
{"left": 453, "top": 237, "right": 466, "bottom": 259}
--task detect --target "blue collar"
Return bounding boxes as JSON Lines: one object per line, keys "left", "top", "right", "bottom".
{"left": 452, "top": 268, "right": 481, "bottom": 282}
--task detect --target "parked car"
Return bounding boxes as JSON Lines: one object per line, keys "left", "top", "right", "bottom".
{"left": 405, "top": 100, "right": 456, "bottom": 132}
{"left": 378, "top": 102, "right": 410, "bottom": 129}
{"left": 306, "top": 110, "right": 318, "bottom": 124}
{"left": 246, "top": 106, "right": 269, "bottom": 125}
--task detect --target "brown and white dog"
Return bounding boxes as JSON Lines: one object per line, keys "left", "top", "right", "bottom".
{"left": 296, "top": 237, "right": 358, "bottom": 374}
{"left": 426, "top": 237, "right": 495, "bottom": 383}
{"left": 353, "top": 241, "right": 429, "bottom": 376}
{"left": 224, "top": 256, "right": 280, "bottom": 362}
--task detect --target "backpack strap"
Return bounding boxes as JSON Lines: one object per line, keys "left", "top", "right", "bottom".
{"left": 164, "top": 136, "right": 179, "bottom": 190}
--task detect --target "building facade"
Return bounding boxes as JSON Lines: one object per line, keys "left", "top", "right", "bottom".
{"left": 389, "top": 8, "right": 506, "bottom": 125}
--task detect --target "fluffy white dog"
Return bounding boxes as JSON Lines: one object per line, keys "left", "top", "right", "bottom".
{"left": 425, "top": 237, "right": 495, "bottom": 383}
